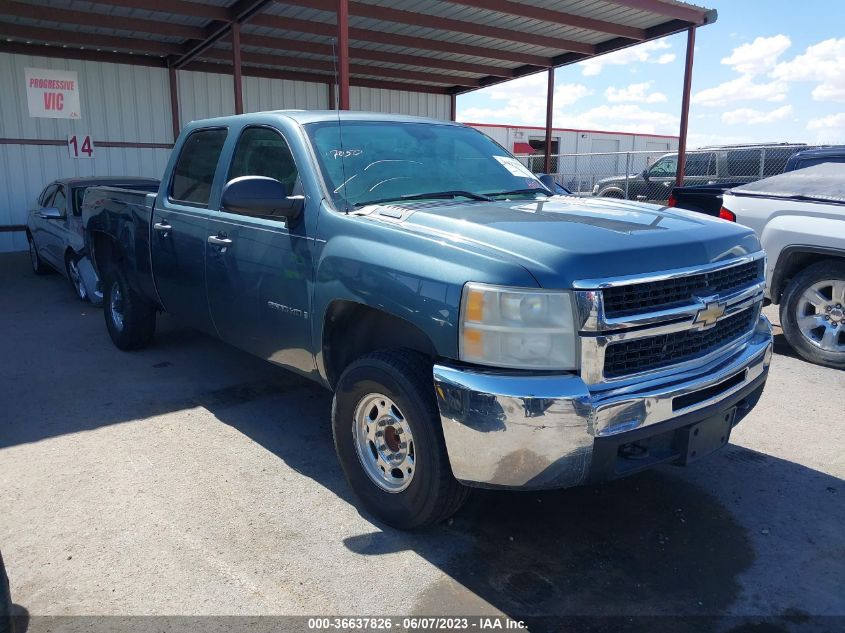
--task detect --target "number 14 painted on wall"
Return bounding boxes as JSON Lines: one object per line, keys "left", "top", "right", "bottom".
{"left": 68, "top": 134, "right": 94, "bottom": 159}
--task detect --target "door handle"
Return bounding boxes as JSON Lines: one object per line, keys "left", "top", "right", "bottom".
{"left": 208, "top": 235, "right": 233, "bottom": 246}
{"left": 153, "top": 221, "right": 171, "bottom": 232}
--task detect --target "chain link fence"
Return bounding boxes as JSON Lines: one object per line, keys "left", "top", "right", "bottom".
{"left": 515, "top": 144, "right": 814, "bottom": 201}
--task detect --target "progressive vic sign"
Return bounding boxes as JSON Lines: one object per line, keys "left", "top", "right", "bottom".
{"left": 25, "top": 68, "right": 81, "bottom": 119}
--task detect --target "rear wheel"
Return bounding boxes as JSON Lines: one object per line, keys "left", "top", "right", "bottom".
{"left": 103, "top": 265, "right": 156, "bottom": 350}
{"left": 332, "top": 349, "right": 469, "bottom": 529}
{"left": 780, "top": 260, "right": 845, "bottom": 369}
{"left": 27, "top": 234, "right": 49, "bottom": 275}
{"left": 65, "top": 253, "right": 88, "bottom": 301}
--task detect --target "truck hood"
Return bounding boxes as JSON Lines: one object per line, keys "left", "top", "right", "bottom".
{"left": 365, "top": 196, "right": 760, "bottom": 288}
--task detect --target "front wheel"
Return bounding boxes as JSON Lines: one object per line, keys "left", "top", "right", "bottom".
{"left": 332, "top": 350, "right": 469, "bottom": 529}
{"left": 780, "top": 260, "right": 845, "bottom": 369}
{"left": 103, "top": 265, "right": 156, "bottom": 351}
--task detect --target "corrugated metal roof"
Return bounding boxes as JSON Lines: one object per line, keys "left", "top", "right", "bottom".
{"left": 0, "top": 0, "right": 716, "bottom": 93}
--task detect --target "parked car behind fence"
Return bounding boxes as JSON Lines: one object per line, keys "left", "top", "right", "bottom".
{"left": 515, "top": 144, "right": 812, "bottom": 202}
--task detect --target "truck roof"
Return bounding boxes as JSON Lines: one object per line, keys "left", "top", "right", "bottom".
{"left": 729, "top": 162, "right": 845, "bottom": 205}
{"left": 185, "top": 110, "right": 464, "bottom": 129}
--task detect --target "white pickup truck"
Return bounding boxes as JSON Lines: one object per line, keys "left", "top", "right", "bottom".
{"left": 722, "top": 163, "right": 845, "bottom": 369}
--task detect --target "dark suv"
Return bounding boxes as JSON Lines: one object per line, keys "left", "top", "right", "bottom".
{"left": 592, "top": 144, "right": 803, "bottom": 202}
{"left": 783, "top": 146, "right": 845, "bottom": 172}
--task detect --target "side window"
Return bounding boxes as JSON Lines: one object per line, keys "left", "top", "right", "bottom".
{"left": 52, "top": 186, "right": 67, "bottom": 212}
{"left": 727, "top": 149, "right": 762, "bottom": 177}
{"left": 228, "top": 126, "right": 299, "bottom": 197}
{"left": 39, "top": 185, "right": 57, "bottom": 207}
{"left": 685, "top": 153, "right": 714, "bottom": 177}
{"left": 650, "top": 155, "right": 677, "bottom": 176}
{"left": 170, "top": 128, "right": 228, "bottom": 206}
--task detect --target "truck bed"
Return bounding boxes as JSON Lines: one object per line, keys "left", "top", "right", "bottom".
{"left": 668, "top": 182, "right": 746, "bottom": 216}
{"left": 82, "top": 185, "right": 159, "bottom": 305}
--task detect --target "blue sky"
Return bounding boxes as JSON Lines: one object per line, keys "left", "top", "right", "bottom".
{"left": 456, "top": 0, "right": 845, "bottom": 146}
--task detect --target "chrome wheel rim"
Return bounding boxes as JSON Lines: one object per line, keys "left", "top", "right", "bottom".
{"left": 353, "top": 393, "right": 416, "bottom": 493}
{"left": 28, "top": 239, "right": 38, "bottom": 271}
{"left": 68, "top": 258, "right": 86, "bottom": 299}
{"left": 109, "top": 281, "right": 125, "bottom": 331}
{"left": 795, "top": 278, "right": 845, "bottom": 353}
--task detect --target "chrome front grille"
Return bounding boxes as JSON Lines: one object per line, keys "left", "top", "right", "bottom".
{"left": 574, "top": 253, "right": 766, "bottom": 385}
{"left": 602, "top": 259, "right": 764, "bottom": 317}
{"left": 603, "top": 307, "right": 758, "bottom": 378}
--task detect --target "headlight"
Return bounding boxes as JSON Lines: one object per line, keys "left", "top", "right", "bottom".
{"left": 459, "top": 283, "right": 578, "bottom": 370}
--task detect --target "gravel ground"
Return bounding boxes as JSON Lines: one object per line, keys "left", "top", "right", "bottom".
{"left": 0, "top": 252, "right": 842, "bottom": 631}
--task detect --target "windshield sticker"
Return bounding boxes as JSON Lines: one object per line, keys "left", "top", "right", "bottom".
{"left": 525, "top": 178, "right": 540, "bottom": 188}
{"left": 329, "top": 149, "right": 363, "bottom": 159}
{"left": 494, "top": 155, "right": 535, "bottom": 178}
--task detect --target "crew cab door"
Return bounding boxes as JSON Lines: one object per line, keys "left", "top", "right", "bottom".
{"left": 204, "top": 125, "right": 314, "bottom": 373}
{"left": 151, "top": 127, "right": 227, "bottom": 334}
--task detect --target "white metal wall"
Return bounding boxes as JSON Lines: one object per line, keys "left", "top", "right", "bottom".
{"left": 351, "top": 87, "right": 451, "bottom": 120}
{"left": 0, "top": 52, "right": 172, "bottom": 252}
{"left": 177, "top": 71, "right": 329, "bottom": 125}
{"left": 0, "top": 50, "right": 450, "bottom": 252}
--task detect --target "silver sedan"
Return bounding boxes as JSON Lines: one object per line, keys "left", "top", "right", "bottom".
{"left": 26, "top": 177, "right": 159, "bottom": 303}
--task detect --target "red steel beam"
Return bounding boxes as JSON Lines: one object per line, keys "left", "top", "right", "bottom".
{"left": 675, "top": 26, "right": 696, "bottom": 187}
{"left": 201, "top": 48, "right": 479, "bottom": 86}
{"left": 443, "top": 0, "right": 646, "bottom": 40}
{"left": 169, "top": 65, "right": 180, "bottom": 141}
{"left": 174, "top": 0, "right": 276, "bottom": 69}
{"left": 0, "top": 1, "right": 207, "bottom": 39}
{"left": 544, "top": 67, "right": 554, "bottom": 174}
{"left": 337, "top": 0, "right": 350, "bottom": 109}
{"left": 0, "top": 23, "right": 182, "bottom": 56}
{"left": 0, "top": 41, "right": 166, "bottom": 68}
{"left": 83, "top": 0, "right": 231, "bottom": 21}
{"left": 249, "top": 15, "right": 550, "bottom": 67}
{"left": 280, "top": 0, "right": 594, "bottom": 54}
{"left": 231, "top": 23, "right": 244, "bottom": 114}
{"left": 606, "top": 0, "right": 709, "bottom": 24}
{"left": 234, "top": 33, "right": 511, "bottom": 77}
{"left": 182, "top": 61, "right": 449, "bottom": 95}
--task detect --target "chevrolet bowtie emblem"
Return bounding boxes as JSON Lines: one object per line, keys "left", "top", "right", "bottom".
{"left": 693, "top": 299, "right": 727, "bottom": 329}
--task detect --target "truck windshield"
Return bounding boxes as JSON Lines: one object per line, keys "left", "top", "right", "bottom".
{"left": 304, "top": 120, "right": 548, "bottom": 209}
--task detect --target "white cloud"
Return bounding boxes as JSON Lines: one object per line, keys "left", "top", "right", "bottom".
{"left": 458, "top": 74, "right": 592, "bottom": 124}
{"left": 579, "top": 40, "right": 674, "bottom": 76}
{"left": 692, "top": 74, "right": 788, "bottom": 107}
{"left": 771, "top": 38, "right": 845, "bottom": 103}
{"left": 605, "top": 82, "right": 667, "bottom": 104}
{"left": 721, "top": 35, "right": 791, "bottom": 75}
{"left": 721, "top": 105, "right": 793, "bottom": 125}
{"left": 806, "top": 112, "right": 845, "bottom": 143}
{"left": 556, "top": 104, "right": 678, "bottom": 135}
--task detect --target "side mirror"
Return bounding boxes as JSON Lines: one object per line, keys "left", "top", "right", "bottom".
{"left": 641, "top": 168, "right": 650, "bottom": 181}
{"left": 221, "top": 176, "right": 303, "bottom": 221}
{"left": 537, "top": 174, "right": 557, "bottom": 193}
{"left": 38, "top": 207, "right": 64, "bottom": 220}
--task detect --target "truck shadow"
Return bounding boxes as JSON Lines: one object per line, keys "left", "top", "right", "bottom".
{"left": 212, "top": 390, "right": 843, "bottom": 628}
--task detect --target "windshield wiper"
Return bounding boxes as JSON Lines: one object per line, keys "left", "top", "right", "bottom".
{"left": 354, "top": 190, "right": 492, "bottom": 207}
{"left": 485, "top": 188, "right": 551, "bottom": 198}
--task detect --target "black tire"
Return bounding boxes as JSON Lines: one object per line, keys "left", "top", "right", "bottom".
{"left": 103, "top": 264, "right": 156, "bottom": 351}
{"left": 332, "top": 349, "right": 469, "bottom": 529}
{"left": 65, "top": 253, "right": 89, "bottom": 302}
{"left": 27, "top": 234, "right": 49, "bottom": 275}
{"left": 780, "top": 260, "right": 845, "bottom": 369}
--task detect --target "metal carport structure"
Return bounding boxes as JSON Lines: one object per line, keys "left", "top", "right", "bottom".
{"left": 0, "top": 0, "right": 715, "bottom": 197}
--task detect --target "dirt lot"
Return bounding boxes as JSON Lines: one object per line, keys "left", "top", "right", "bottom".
{"left": 1, "top": 251, "right": 843, "bottom": 630}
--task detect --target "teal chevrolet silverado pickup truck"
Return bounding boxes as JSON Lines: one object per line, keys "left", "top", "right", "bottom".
{"left": 83, "top": 111, "right": 773, "bottom": 529}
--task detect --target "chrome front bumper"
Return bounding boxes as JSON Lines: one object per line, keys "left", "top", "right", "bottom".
{"left": 433, "top": 315, "right": 773, "bottom": 490}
